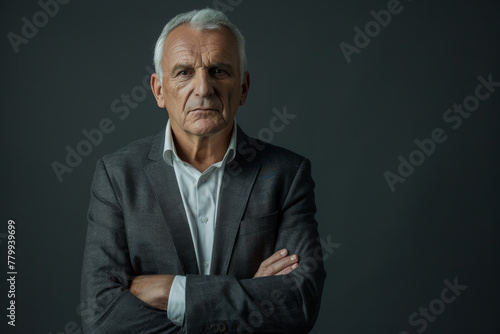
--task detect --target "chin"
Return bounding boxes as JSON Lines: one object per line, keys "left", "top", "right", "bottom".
{"left": 186, "top": 119, "right": 230, "bottom": 137}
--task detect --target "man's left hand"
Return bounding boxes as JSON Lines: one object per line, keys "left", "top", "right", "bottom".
{"left": 253, "top": 248, "right": 299, "bottom": 278}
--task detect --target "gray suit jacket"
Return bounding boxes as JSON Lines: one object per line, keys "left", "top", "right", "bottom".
{"left": 81, "top": 126, "right": 326, "bottom": 334}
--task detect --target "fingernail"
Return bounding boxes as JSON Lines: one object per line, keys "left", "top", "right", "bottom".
{"left": 292, "top": 263, "right": 298, "bottom": 269}
{"left": 280, "top": 249, "right": 287, "bottom": 256}
{"left": 290, "top": 255, "right": 297, "bottom": 261}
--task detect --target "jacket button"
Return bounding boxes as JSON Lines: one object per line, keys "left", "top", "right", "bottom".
{"left": 210, "top": 324, "right": 218, "bottom": 333}
{"left": 218, "top": 323, "right": 227, "bottom": 332}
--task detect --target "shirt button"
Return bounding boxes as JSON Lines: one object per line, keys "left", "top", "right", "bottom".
{"left": 201, "top": 216, "right": 208, "bottom": 223}
{"left": 204, "top": 262, "right": 209, "bottom": 268}
{"left": 200, "top": 178, "right": 205, "bottom": 183}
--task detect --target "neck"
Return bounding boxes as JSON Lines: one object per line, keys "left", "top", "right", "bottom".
{"left": 171, "top": 123, "right": 234, "bottom": 172}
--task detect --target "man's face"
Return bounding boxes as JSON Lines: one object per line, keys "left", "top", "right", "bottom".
{"left": 152, "top": 25, "right": 249, "bottom": 138}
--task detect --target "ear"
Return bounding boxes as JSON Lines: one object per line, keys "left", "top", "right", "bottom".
{"left": 151, "top": 73, "right": 165, "bottom": 108}
{"left": 239, "top": 71, "right": 250, "bottom": 106}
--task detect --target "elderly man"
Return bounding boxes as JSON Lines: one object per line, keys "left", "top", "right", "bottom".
{"left": 81, "top": 8, "right": 325, "bottom": 334}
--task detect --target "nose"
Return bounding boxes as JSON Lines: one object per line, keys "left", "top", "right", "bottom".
{"left": 193, "top": 70, "right": 214, "bottom": 97}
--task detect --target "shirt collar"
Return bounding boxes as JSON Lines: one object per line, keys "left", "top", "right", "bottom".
{"left": 163, "top": 119, "right": 238, "bottom": 167}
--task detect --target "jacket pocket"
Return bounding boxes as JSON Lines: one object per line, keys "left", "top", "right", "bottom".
{"left": 238, "top": 210, "right": 279, "bottom": 236}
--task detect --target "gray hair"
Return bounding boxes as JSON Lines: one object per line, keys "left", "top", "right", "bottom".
{"left": 153, "top": 8, "right": 247, "bottom": 84}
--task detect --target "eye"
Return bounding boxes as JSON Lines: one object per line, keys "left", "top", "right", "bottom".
{"left": 178, "top": 70, "right": 190, "bottom": 76}
{"left": 210, "top": 68, "right": 229, "bottom": 77}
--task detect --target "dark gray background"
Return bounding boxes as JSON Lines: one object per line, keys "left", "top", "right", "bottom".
{"left": 1, "top": 0, "right": 499, "bottom": 333}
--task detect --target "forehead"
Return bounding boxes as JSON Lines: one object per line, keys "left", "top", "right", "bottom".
{"left": 163, "top": 25, "right": 239, "bottom": 66}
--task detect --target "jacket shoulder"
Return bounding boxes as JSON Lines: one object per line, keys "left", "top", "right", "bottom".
{"left": 237, "top": 133, "right": 309, "bottom": 170}
{"left": 98, "top": 132, "right": 159, "bottom": 170}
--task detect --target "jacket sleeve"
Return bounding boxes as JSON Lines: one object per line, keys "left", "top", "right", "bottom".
{"left": 184, "top": 158, "right": 326, "bottom": 333}
{"left": 80, "top": 159, "right": 182, "bottom": 334}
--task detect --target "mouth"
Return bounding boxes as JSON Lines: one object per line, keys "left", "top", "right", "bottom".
{"left": 190, "top": 107, "right": 219, "bottom": 113}
{"left": 190, "top": 107, "right": 219, "bottom": 111}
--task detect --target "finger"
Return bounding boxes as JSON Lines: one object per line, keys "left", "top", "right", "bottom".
{"left": 257, "top": 254, "right": 299, "bottom": 278}
{"left": 267, "top": 254, "right": 298, "bottom": 275}
{"left": 275, "top": 263, "right": 299, "bottom": 276}
{"left": 259, "top": 248, "right": 288, "bottom": 268}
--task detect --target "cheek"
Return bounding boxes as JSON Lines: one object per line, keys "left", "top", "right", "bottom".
{"left": 220, "top": 82, "right": 241, "bottom": 102}
{"left": 229, "top": 87, "right": 243, "bottom": 107}
{"left": 165, "top": 86, "right": 189, "bottom": 110}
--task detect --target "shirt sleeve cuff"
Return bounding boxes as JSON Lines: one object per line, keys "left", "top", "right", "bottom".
{"left": 167, "top": 275, "right": 186, "bottom": 326}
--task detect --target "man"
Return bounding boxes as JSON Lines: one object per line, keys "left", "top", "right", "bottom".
{"left": 81, "top": 8, "right": 325, "bottom": 334}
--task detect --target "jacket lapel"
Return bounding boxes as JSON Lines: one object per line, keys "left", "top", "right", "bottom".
{"left": 210, "top": 127, "right": 261, "bottom": 275}
{"left": 144, "top": 129, "right": 199, "bottom": 275}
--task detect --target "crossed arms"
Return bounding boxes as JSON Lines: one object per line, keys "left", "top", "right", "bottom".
{"left": 81, "top": 156, "right": 326, "bottom": 333}
{"left": 129, "top": 248, "right": 300, "bottom": 312}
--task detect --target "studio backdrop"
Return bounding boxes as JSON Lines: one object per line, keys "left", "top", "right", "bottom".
{"left": 1, "top": 0, "right": 499, "bottom": 333}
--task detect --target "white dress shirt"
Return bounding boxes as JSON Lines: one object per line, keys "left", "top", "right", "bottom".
{"left": 162, "top": 119, "right": 237, "bottom": 325}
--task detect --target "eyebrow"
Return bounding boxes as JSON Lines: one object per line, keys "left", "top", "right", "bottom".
{"left": 169, "top": 62, "right": 234, "bottom": 76}
{"left": 211, "top": 63, "right": 233, "bottom": 72}
{"left": 169, "top": 63, "right": 191, "bottom": 76}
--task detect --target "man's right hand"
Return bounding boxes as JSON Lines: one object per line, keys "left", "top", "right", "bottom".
{"left": 253, "top": 248, "right": 299, "bottom": 278}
